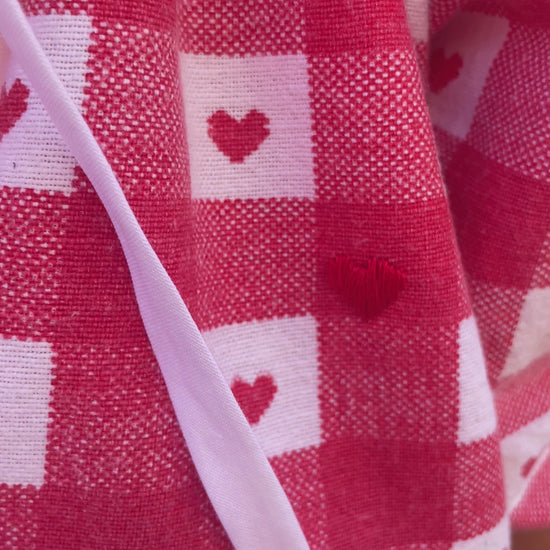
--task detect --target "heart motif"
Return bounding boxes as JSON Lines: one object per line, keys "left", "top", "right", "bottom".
{"left": 207, "top": 109, "right": 270, "bottom": 163}
{"left": 520, "top": 456, "right": 537, "bottom": 478}
{"left": 429, "top": 48, "right": 463, "bottom": 93}
{"left": 328, "top": 255, "right": 405, "bottom": 319}
{"left": 231, "top": 374, "right": 277, "bottom": 425}
{"left": 0, "top": 79, "right": 30, "bottom": 143}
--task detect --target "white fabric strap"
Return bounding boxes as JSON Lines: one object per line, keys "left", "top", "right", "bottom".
{"left": 0, "top": 2, "right": 309, "bottom": 548}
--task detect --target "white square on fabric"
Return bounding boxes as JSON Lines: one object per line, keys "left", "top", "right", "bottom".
{"left": 179, "top": 53, "right": 315, "bottom": 200}
{"left": 501, "top": 287, "right": 550, "bottom": 379}
{"left": 0, "top": 337, "right": 54, "bottom": 487}
{"left": 457, "top": 316, "right": 497, "bottom": 444}
{"left": 428, "top": 12, "right": 509, "bottom": 140}
{"left": 403, "top": 0, "right": 429, "bottom": 44}
{"left": 0, "top": 14, "right": 93, "bottom": 194}
{"left": 202, "top": 315, "right": 320, "bottom": 457}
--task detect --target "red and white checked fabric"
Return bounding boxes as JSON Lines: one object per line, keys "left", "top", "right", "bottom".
{"left": 0, "top": 0, "right": 548, "bottom": 548}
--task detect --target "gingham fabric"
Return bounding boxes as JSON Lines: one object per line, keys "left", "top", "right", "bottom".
{"left": 0, "top": 0, "right": 548, "bottom": 548}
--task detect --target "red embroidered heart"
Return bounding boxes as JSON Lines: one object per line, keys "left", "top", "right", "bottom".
{"left": 328, "top": 256, "right": 405, "bottom": 319}
{"left": 207, "top": 109, "right": 270, "bottom": 163}
{"left": 429, "top": 48, "right": 463, "bottom": 93}
{"left": 0, "top": 79, "right": 30, "bottom": 143}
{"left": 231, "top": 374, "right": 277, "bottom": 425}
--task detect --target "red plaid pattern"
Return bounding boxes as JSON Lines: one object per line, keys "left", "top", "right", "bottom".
{"left": 0, "top": 0, "right": 548, "bottom": 548}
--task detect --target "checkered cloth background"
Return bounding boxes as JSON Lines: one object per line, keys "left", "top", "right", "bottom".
{"left": 0, "top": 0, "right": 549, "bottom": 547}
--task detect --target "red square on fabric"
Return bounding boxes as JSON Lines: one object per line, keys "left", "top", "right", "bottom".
{"left": 445, "top": 144, "right": 550, "bottom": 289}
{"left": 303, "top": 0, "right": 410, "bottom": 54}
{"left": 0, "top": 188, "right": 68, "bottom": 341}
{"left": 453, "top": 436, "right": 506, "bottom": 540}
{"left": 319, "top": 435, "right": 456, "bottom": 548}
{"left": 0, "top": 485, "right": 39, "bottom": 548}
{"left": 316, "top": 312, "right": 460, "bottom": 443}
{"left": 189, "top": 198, "right": 316, "bottom": 331}
{"left": 37, "top": 341, "right": 231, "bottom": 548}
{"left": 308, "top": 52, "right": 442, "bottom": 205}
{"left": 270, "top": 447, "right": 328, "bottom": 548}
{"left": 34, "top": 484, "right": 231, "bottom": 550}
{"left": 466, "top": 20, "right": 550, "bottom": 184}
{"left": 469, "top": 280, "right": 525, "bottom": 382}
{"left": 178, "top": 0, "right": 305, "bottom": 55}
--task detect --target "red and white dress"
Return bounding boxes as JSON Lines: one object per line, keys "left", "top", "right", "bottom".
{"left": 0, "top": 0, "right": 548, "bottom": 548}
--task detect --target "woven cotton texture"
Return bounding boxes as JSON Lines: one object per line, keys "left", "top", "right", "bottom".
{"left": 0, "top": 0, "right": 549, "bottom": 548}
